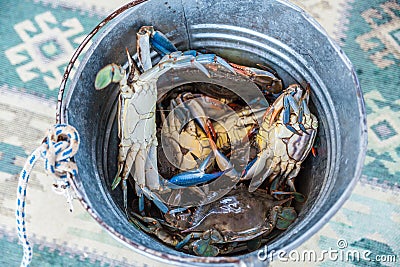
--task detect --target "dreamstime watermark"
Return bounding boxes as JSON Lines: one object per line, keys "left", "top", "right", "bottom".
{"left": 257, "top": 239, "right": 398, "bottom": 263}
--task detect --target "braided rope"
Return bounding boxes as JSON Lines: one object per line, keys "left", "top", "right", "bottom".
{"left": 16, "top": 124, "right": 80, "bottom": 267}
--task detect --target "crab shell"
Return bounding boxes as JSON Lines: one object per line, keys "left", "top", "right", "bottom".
{"left": 165, "top": 185, "right": 288, "bottom": 243}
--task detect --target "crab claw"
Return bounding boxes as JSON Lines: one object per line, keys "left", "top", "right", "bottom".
{"left": 283, "top": 91, "right": 301, "bottom": 135}
{"left": 139, "top": 25, "right": 234, "bottom": 75}
{"left": 241, "top": 148, "right": 274, "bottom": 192}
{"left": 94, "top": 63, "right": 125, "bottom": 90}
{"left": 275, "top": 207, "right": 297, "bottom": 230}
{"left": 267, "top": 84, "right": 311, "bottom": 136}
{"left": 139, "top": 186, "right": 169, "bottom": 214}
{"left": 177, "top": 230, "right": 222, "bottom": 256}
{"left": 192, "top": 239, "right": 219, "bottom": 257}
{"left": 176, "top": 232, "right": 202, "bottom": 249}
{"left": 297, "top": 86, "right": 311, "bottom": 135}
{"left": 137, "top": 25, "right": 178, "bottom": 56}
{"left": 150, "top": 29, "right": 178, "bottom": 56}
{"left": 168, "top": 152, "right": 226, "bottom": 186}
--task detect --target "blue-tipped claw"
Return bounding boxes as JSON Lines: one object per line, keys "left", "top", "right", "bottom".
{"left": 297, "top": 99, "right": 310, "bottom": 135}
{"left": 168, "top": 207, "right": 190, "bottom": 214}
{"left": 169, "top": 170, "right": 224, "bottom": 187}
{"left": 183, "top": 50, "right": 199, "bottom": 57}
{"left": 241, "top": 157, "right": 257, "bottom": 177}
{"left": 176, "top": 233, "right": 202, "bottom": 249}
{"left": 169, "top": 153, "right": 225, "bottom": 187}
{"left": 150, "top": 30, "right": 178, "bottom": 56}
{"left": 138, "top": 191, "right": 145, "bottom": 213}
{"left": 283, "top": 94, "right": 301, "bottom": 135}
{"left": 147, "top": 28, "right": 234, "bottom": 79}
{"left": 139, "top": 187, "right": 169, "bottom": 214}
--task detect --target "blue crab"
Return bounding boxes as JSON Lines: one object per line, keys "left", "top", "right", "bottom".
{"left": 129, "top": 184, "right": 296, "bottom": 256}
{"left": 94, "top": 26, "right": 235, "bottom": 213}
{"left": 242, "top": 84, "right": 318, "bottom": 195}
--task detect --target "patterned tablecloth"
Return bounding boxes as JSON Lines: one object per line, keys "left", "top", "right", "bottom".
{"left": 0, "top": 0, "right": 399, "bottom": 266}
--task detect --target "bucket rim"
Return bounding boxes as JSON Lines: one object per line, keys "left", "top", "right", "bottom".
{"left": 57, "top": 0, "right": 368, "bottom": 265}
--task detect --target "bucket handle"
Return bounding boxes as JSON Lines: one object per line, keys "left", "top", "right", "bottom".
{"left": 56, "top": 0, "right": 148, "bottom": 124}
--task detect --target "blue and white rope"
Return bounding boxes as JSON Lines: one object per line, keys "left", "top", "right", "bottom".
{"left": 16, "top": 124, "right": 80, "bottom": 267}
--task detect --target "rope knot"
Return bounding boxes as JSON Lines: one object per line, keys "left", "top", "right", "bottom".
{"left": 17, "top": 123, "right": 80, "bottom": 267}
{"left": 42, "top": 124, "right": 80, "bottom": 174}
{"left": 41, "top": 124, "right": 80, "bottom": 197}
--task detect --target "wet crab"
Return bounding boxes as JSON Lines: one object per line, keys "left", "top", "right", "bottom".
{"left": 130, "top": 184, "right": 296, "bottom": 256}
{"left": 159, "top": 93, "right": 213, "bottom": 172}
{"left": 242, "top": 84, "right": 318, "bottom": 194}
{"left": 94, "top": 26, "right": 235, "bottom": 213}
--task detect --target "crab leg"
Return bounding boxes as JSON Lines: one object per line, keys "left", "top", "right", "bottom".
{"left": 162, "top": 94, "right": 235, "bottom": 187}
{"left": 136, "top": 185, "right": 169, "bottom": 213}
{"left": 229, "top": 62, "right": 283, "bottom": 94}
{"left": 129, "top": 211, "right": 181, "bottom": 247}
{"left": 176, "top": 232, "right": 203, "bottom": 249}
{"left": 144, "top": 140, "right": 159, "bottom": 190}
{"left": 242, "top": 150, "right": 276, "bottom": 192}
{"left": 138, "top": 26, "right": 178, "bottom": 56}
{"left": 180, "top": 96, "right": 234, "bottom": 171}
{"left": 142, "top": 25, "right": 234, "bottom": 74}
{"left": 118, "top": 144, "right": 140, "bottom": 212}
{"left": 297, "top": 87, "right": 311, "bottom": 134}
{"left": 283, "top": 92, "right": 301, "bottom": 135}
{"left": 272, "top": 190, "right": 305, "bottom": 203}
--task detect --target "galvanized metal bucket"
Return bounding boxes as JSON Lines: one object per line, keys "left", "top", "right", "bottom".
{"left": 58, "top": 0, "right": 367, "bottom": 266}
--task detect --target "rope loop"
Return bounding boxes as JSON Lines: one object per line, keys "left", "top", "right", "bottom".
{"left": 42, "top": 124, "right": 80, "bottom": 177}
{"left": 16, "top": 124, "right": 80, "bottom": 267}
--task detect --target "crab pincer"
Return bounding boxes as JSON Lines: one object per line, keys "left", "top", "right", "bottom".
{"left": 241, "top": 84, "right": 318, "bottom": 193}
{"left": 94, "top": 25, "right": 243, "bottom": 215}
{"left": 168, "top": 152, "right": 226, "bottom": 187}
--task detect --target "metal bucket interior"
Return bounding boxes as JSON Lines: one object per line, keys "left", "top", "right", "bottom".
{"left": 62, "top": 0, "right": 367, "bottom": 266}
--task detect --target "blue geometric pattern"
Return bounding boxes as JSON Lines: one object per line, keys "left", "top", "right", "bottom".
{"left": 0, "top": 1, "right": 399, "bottom": 267}
{"left": 0, "top": 1, "right": 100, "bottom": 99}
{"left": 341, "top": 0, "right": 400, "bottom": 187}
